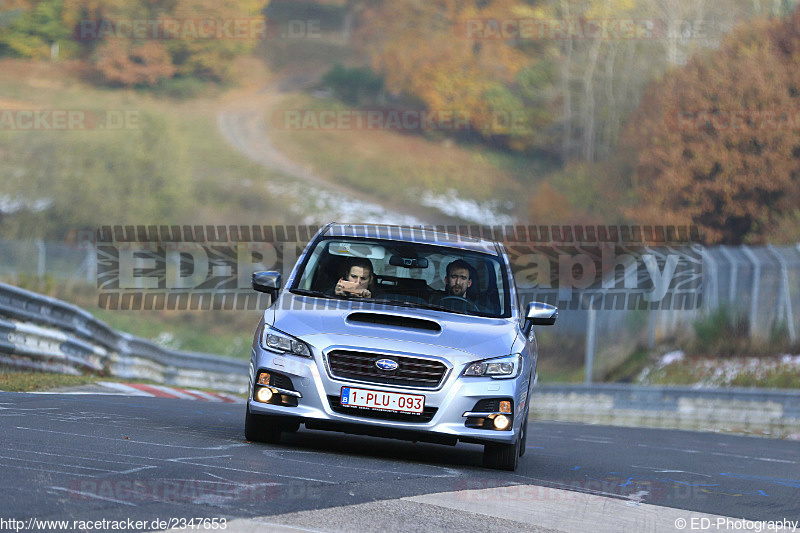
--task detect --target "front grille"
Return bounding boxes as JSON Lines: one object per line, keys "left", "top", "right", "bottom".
{"left": 328, "top": 395, "right": 437, "bottom": 422}
{"left": 327, "top": 350, "right": 448, "bottom": 389}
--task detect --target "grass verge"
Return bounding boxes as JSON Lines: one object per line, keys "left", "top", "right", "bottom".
{"left": 0, "top": 371, "right": 99, "bottom": 392}
{"left": 268, "top": 92, "right": 551, "bottom": 220}
{"left": 0, "top": 58, "right": 300, "bottom": 241}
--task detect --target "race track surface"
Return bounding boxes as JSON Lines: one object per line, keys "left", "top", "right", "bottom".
{"left": 1, "top": 392, "right": 797, "bottom": 532}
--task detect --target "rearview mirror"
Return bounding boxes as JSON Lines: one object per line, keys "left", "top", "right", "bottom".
{"left": 389, "top": 255, "right": 429, "bottom": 269}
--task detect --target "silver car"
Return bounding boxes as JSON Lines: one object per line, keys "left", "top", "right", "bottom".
{"left": 245, "top": 223, "right": 557, "bottom": 470}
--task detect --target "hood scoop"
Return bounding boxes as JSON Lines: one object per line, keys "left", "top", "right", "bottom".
{"left": 346, "top": 312, "right": 442, "bottom": 333}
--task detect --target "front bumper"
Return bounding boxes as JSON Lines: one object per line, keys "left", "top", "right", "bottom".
{"left": 247, "top": 345, "right": 528, "bottom": 446}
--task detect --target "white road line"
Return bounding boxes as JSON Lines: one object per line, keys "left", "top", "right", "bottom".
{"left": 636, "top": 443, "right": 799, "bottom": 464}
{"left": 166, "top": 457, "right": 338, "bottom": 484}
{"left": 7, "top": 449, "right": 156, "bottom": 472}
{"left": 631, "top": 466, "right": 714, "bottom": 477}
{"left": 0, "top": 463, "right": 96, "bottom": 477}
{"left": 259, "top": 449, "right": 462, "bottom": 477}
{"left": 15, "top": 427, "right": 248, "bottom": 450}
{"left": 0, "top": 453, "right": 119, "bottom": 473}
{"left": 26, "top": 391, "right": 131, "bottom": 396}
{"left": 47, "top": 486, "right": 137, "bottom": 506}
{"left": 573, "top": 437, "right": 615, "bottom": 444}
{"left": 0, "top": 406, "right": 60, "bottom": 411}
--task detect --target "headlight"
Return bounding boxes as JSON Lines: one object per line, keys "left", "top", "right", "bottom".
{"left": 261, "top": 325, "right": 312, "bottom": 358}
{"left": 463, "top": 355, "right": 522, "bottom": 379}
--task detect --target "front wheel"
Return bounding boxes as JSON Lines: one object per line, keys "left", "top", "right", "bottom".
{"left": 482, "top": 431, "right": 521, "bottom": 471}
{"left": 519, "top": 405, "right": 530, "bottom": 457}
{"left": 244, "top": 405, "right": 283, "bottom": 444}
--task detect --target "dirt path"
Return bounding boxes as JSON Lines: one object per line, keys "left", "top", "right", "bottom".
{"left": 216, "top": 64, "right": 456, "bottom": 225}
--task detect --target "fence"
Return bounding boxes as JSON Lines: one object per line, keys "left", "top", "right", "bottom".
{"left": 533, "top": 244, "right": 800, "bottom": 382}
{"left": 1, "top": 237, "right": 798, "bottom": 383}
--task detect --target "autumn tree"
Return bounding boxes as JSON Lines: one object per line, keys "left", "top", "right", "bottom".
{"left": 162, "top": 0, "right": 266, "bottom": 81}
{"left": 0, "top": 0, "right": 269, "bottom": 85}
{"left": 0, "top": 0, "right": 73, "bottom": 59}
{"left": 621, "top": 9, "right": 800, "bottom": 244}
{"left": 353, "top": 0, "right": 556, "bottom": 150}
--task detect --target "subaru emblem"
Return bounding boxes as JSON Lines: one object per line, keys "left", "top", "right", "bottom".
{"left": 375, "top": 358, "right": 398, "bottom": 371}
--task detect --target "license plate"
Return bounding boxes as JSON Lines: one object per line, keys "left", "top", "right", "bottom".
{"left": 340, "top": 387, "right": 425, "bottom": 414}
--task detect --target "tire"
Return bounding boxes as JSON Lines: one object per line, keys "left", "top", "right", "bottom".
{"left": 519, "top": 405, "right": 530, "bottom": 457}
{"left": 244, "top": 405, "right": 282, "bottom": 444}
{"left": 482, "top": 431, "right": 521, "bottom": 471}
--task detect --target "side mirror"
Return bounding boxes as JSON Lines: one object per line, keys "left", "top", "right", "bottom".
{"left": 252, "top": 271, "right": 281, "bottom": 299}
{"left": 524, "top": 302, "right": 557, "bottom": 336}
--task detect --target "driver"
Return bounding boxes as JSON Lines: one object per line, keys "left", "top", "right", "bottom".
{"left": 430, "top": 259, "right": 473, "bottom": 304}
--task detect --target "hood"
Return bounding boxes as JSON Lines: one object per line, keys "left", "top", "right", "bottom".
{"left": 266, "top": 293, "right": 518, "bottom": 364}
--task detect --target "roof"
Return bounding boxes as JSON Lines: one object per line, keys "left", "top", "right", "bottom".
{"left": 321, "top": 223, "right": 501, "bottom": 255}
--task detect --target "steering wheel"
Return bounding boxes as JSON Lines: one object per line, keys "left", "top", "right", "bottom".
{"left": 438, "top": 296, "right": 480, "bottom": 312}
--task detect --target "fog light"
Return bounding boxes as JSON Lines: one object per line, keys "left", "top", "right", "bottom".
{"left": 493, "top": 414, "right": 510, "bottom": 430}
{"left": 256, "top": 387, "right": 274, "bottom": 403}
{"left": 499, "top": 401, "right": 512, "bottom": 414}
{"left": 257, "top": 372, "right": 271, "bottom": 386}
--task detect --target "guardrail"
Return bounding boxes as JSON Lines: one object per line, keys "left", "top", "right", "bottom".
{"left": 0, "top": 282, "right": 249, "bottom": 393}
{"left": 531, "top": 384, "right": 800, "bottom": 439}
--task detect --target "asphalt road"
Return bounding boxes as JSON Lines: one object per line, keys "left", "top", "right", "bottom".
{"left": 1, "top": 391, "right": 798, "bottom": 532}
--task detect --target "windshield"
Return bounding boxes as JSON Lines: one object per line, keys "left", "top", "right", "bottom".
{"left": 292, "top": 237, "right": 511, "bottom": 318}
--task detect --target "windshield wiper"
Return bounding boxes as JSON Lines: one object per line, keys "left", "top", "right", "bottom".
{"left": 289, "top": 289, "right": 333, "bottom": 299}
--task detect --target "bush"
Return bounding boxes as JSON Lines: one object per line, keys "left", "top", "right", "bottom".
{"left": 691, "top": 308, "right": 750, "bottom": 356}
{"left": 322, "top": 64, "right": 384, "bottom": 106}
{"left": 153, "top": 76, "right": 208, "bottom": 99}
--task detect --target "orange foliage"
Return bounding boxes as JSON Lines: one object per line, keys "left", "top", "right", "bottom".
{"left": 95, "top": 39, "right": 175, "bottom": 86}
{"left": 356, "top": 0, "right": 531, "bottom": 131}
{"left": 61, "top": 0, "right": 267, "bottom": 85}
{"left": 622, "top": 9, "right": 800, "bottom": 244}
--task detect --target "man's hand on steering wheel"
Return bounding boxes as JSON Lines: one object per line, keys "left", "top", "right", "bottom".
{"left": 438, "top": 295, "right": 480, "bottom": 312}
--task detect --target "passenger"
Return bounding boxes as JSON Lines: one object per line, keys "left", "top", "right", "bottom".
{"left": 332, "top": 257, "right": 376, "bottom": 298}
